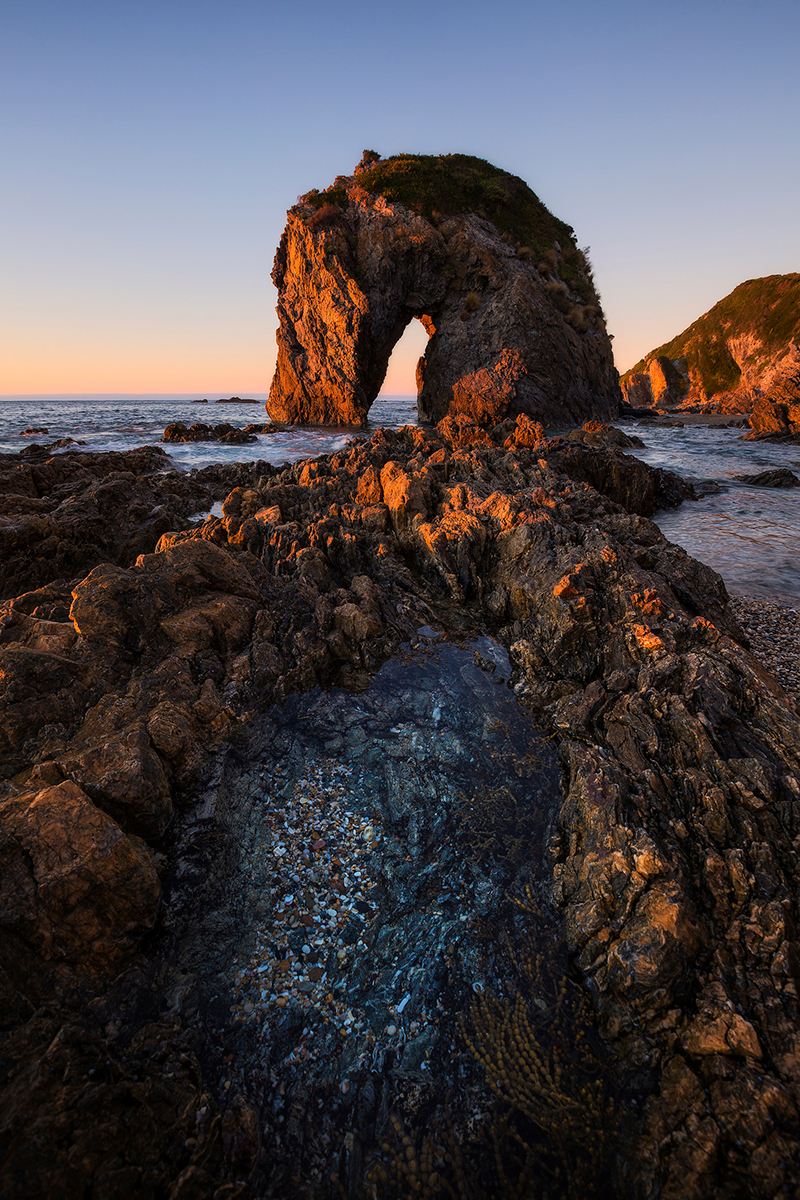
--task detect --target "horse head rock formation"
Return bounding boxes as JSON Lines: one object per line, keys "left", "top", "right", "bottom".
{"left": 268, "top": 152, "right": 621, "bottom": 427}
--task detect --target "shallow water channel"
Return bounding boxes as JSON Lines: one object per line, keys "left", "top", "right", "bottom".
{"left": 163, "top": 629, "right": 563, "bottom": 1195}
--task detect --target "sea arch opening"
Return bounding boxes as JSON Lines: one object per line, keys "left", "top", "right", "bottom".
{"left": 371, "top": 316, "right": 432, "bottom": 425}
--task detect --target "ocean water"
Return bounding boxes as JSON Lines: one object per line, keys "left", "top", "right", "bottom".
{"left": 0, "top": 393, "right": 418, "bottom": 468}
{"left": 627, "top": 422, "right": 800, "bottom": 604}
{"left": 1, "top": 396, "right": 798, "bottom": 602}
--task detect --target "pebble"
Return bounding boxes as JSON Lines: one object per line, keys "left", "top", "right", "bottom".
{"left": 226, "top": 759, "right": 387, "bottom": 1055}
{"left": 730, "top": 597, "right": 800, "bottom": 705}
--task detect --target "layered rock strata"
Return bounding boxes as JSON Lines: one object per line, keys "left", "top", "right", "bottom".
{"left": 1, "top": 423, "right": 799, "bottom": 1197}
{"left": 744, "top": 375, "right": 800, "bottom": 441}
{"left": 268, "top": 153, "right": 620, "bottom": 427}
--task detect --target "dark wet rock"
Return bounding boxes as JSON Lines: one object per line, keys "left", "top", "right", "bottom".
{"left": 0, "top": 446, "right": 274, "bottom": 602}
{"left": 0, "top": 780, "right": 160, "bottom": 969}
{"left": 1, "top": 421, "right": 800, "bottom": 1197}
{"left": 0, "top": 1011, "right": 253, "bottom": 1200}
{"left": 268, "top": 153, "right": 619, "bottom": 427}
{"left": 528, "top": 434, "right": 692, "bottom": 516}
{"left": 566, "top": 419, "right": 646, "bottom": 449}
{"left": 18, "top": 438, "right": 86, "bottom": 458}
{"left": 694, "top": 478, "right": 723, "bottom": 496}
{"left": 216, "top": 397, "right": 260, "bottom": 404}
{"left": 619, "top": 403, "right": 658, "bottom": 418}
{"left": 735, "top": 468, "right": 800, "bottom": 487}
{"left": 163, "top": 422, "right": 258, "bottom": 445}
{"left": 19, "top": 427, "right": 48, "bottom": 436}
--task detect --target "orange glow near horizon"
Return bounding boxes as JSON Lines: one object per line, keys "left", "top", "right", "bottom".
{"left": 1, "top": 341, "right": 273, "bottom": 395}
{"left": 378, "top": 318, "right": 429, "bottom": 396}
{"left": 4, "top": 314, "right": 648, "bottom": 398}
{"left": 2, "top": 321, "right": 433, "bottom": 397}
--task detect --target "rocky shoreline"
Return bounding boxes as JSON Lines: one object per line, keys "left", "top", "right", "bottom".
{"left": 2, "top": 417, "right": 800, "bottom": 1198}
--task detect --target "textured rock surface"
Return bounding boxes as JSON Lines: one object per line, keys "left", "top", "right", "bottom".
{"left": 268, "top": 153, "right": 620, "bottom": 427}
{"left": 0, "top": 445, "right": 276, "bottom": 601}
{"left": 163, "top": 421, "right": 258, "bottom": 444}
{"left": 1, "top": 429, "right": 800, "bottom": 1197}
{"left": 621, "top": 274, "right": 800, "bottom": 412}
{"left": 734, "top": 468, "right": 800, "bottom": 487}
{"left": 621, "top": 355, "right": 690, "bottom": 410}
{"left": 744, "top": 376, "right": 800, "bottom": 441}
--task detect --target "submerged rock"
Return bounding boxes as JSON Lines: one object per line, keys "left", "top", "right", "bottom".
{"left": 735, "top": 468, "right": 800, "bottom": 487}
{"left": 268, "top": 152, "right": 620, "bottom": 428}
{"left": 163, "top": 421, "right": 258, "bottom": 444}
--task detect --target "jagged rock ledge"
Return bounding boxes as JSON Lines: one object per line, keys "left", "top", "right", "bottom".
{"left": 0, "top": 444, "right": 278, "bottom": 601}
{"left": 1, "top": 417, "right": 799, "bottom": 1198}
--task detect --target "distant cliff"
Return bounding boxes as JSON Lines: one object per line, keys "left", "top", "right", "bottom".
{"left": 268, "top": 151, "right": 620, "bottom": 427}
{"left": 621, "top": 274, "right": 800, "bottom": 411}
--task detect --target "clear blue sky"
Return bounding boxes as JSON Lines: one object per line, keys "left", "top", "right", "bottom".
{"left": 2, "top": 0, "right": 798, "bottom": 393}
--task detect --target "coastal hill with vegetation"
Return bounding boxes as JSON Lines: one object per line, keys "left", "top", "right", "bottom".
{"left": 621, "top": 273, "right": 800, "bottom": 410}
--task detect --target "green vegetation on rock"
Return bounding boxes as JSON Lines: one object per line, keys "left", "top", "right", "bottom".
{"left": 624, "top": 274, "right": 800, "bottom": 398}
{"left": 302, "top": 153, "right": 593, "bottom": 299}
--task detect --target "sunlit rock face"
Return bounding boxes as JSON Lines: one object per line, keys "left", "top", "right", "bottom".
{"left": 267, "top": 152, "right": 620, "bottom": 427}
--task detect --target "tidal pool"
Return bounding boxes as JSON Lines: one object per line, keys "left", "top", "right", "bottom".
{"left": 162, "top": 629, "right": 564, "bottom": 1196}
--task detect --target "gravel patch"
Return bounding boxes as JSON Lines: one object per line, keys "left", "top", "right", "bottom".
{"left": 227, "top": 759, "right": 393, "bottom": 1052}
{"left": 729, "top": 596, "right": 800, "bottom": 706}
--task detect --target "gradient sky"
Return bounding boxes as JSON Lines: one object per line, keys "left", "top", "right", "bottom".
{"left": 2, "top": 0, "right": 798, "bottom": 396}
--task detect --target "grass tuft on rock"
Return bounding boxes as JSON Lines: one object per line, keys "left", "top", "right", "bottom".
{"left": 302, "top": 153, "right": 594, "bottom": 300}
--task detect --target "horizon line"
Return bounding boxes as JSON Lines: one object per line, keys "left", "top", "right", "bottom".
{"left": 0, "top": 392, "right": 418, "bottom": 399}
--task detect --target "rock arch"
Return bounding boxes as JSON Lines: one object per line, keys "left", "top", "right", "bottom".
{"left": 267, "top": 153, "right": 621, "bottom": 427}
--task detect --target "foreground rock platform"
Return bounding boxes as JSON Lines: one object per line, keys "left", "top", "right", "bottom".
{"left": 0, "top": 444, "right": 278, "bottom": 602}
{"left": 1, "top": 420, "right": 799, "bottom": 1198}
{"left": 268, "top": 152, "right": 620, "bottom": 428}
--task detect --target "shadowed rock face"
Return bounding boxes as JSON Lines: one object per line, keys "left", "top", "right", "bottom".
{"left": 267, "top": 153, "right": 620, "bottom": 427}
